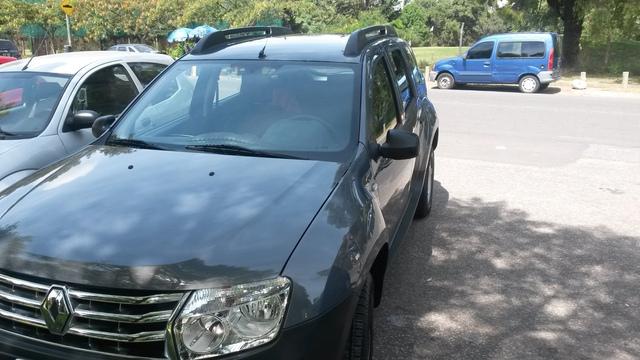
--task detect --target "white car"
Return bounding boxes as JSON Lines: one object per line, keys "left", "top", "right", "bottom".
{"left": 108, "top": 44, "right": 159, "bottom": 53}
{"left": 0, "top": 51, "right": 173, "bottom": 191}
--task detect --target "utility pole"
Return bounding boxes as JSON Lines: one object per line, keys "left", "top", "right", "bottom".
{"left": 65, "top": 15, "right": 72, "bottom": 48}
{"left": 458, "top": 22, "right": 465, "bottom": 56}
{"left": 60, "top": 0, "right": 74, "bottom": 52}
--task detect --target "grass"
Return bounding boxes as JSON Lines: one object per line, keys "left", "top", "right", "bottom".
{"left": 412, "top": 46, "right": 468, "bottom": 69}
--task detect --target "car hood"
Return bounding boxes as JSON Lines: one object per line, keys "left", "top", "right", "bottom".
{"left": 0, "top": 139, "right": 29, "bottom": 156}
{"left": 0, "top": 145, "right": 346, "bottom": 290}
{"left": 435, "top": 56, "right": 461, "bottom": 68}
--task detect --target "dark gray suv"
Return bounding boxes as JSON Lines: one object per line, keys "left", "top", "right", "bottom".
{"left": 0, "top": 25, "right": 439, "bottom": 360}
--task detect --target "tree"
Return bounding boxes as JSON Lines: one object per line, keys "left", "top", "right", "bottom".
{"left": 546, "top": 0, "right": 588, "bottom": 69}
{"left": 392, "top": 2, "right": 431, "bottom": 46}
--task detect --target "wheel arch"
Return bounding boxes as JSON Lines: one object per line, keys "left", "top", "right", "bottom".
{"left": 518, "top": 73, "right": 540, "bottom": 82}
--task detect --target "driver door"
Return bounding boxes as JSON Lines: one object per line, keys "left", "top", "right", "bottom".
{"left": 366, "top": 51, "right": 415, "bottom": 245}
{"left": 459, "top": 41, "right": 495, "bottom": 83}
{"left": 59, "top": 63, "right": 140, "bottom": 153}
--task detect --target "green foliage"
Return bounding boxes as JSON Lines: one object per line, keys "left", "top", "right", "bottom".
{"left": 0, "top": 0, "right": 637, "bottom": 71}
{"left": 580, "top": 39, "right": 640, "bottom": 75}
{"left": 392, "top": 3, "right": 431, "bottom": 46}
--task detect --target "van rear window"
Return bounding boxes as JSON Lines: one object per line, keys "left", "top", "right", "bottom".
{"left": 497, "top": 41, "right": 545, "bottom": 58}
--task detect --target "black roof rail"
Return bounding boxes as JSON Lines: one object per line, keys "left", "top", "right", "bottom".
{"left": 191, "top": 26, "right": 293, "bottom": 55}
{"left": 344, "top": 25, "right": 397, "bottom": 57}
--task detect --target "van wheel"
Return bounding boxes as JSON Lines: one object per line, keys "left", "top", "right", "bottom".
{"left": 519, "top": 75, "right": 540, "bottom": 93}
{"left": 344, "top": 274, "right": 374, "bottom": 360}
{"left": 415, "top": 148, "right": 435, "bottom": 219}
{"left": 436, "top": 73, "right": 455, "bottom": 89}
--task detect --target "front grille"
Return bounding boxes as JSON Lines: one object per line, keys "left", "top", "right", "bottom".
{"left": 0, "top": 271, "right": 186, "bottom": 359}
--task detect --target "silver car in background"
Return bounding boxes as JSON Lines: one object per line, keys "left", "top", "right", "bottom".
{"left": 0, "top": 51, "right": 172, "bottom": 190}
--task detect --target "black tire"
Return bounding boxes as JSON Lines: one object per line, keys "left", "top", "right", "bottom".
{"left": 415, "top": 148, "right": 435, "bottom": 219}
{"left": 344, "top": 274, "right": 374, "bottom": 360}
{"left": 518, "top": 75, "right": 540, "bottom": 93}
{"left": 436, "top": 73, "right": 455, "bottom": 89}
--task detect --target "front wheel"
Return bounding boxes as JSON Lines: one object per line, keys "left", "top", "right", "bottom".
{"left": 344, "top": 274, "right": 374, "bottom": 360}
{"left": 436, "top": 73, "right": 455, "bottom": 89}
{"left": 519, "top": 75, "right": 540, "bottom": 93}
{"left": 415, "top": 148, "right": 435, "bottom": 219}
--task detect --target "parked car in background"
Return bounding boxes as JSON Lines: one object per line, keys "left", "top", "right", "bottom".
{"left": 108, "top": 43, "right": 160, "bottom": 53}
{"left": 430, "top": 32, "right": 560, "bottom": 93}
{"left": 0, "top": 40, "right": 20, "bottom": 59}
{"left": 0, "top": 56, "right": 16, "bottom": 65}
{"left": 0, "top": 25, "right": 438, "bottom": 360}
{"left": 0, "top": 51, "right": 172, "bottom": 191}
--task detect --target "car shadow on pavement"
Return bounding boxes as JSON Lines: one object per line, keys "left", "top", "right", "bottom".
{"left": 432, "top": 85, "right": 562, "bottom": 95}
{"left": 373, "top": 181, "right": 640, "bottom": 360}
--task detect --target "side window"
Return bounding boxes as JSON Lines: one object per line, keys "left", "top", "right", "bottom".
{"left": 497, "top": 42, "right": 521, "bottom": 58}
{"left": 216, "top": 65, "right": 242, "bottom": 102}
{"left": 368, "top": 58, "right": 399, "bottom": 144}
{"left": 521, "top": 42, "right": 545, "bottom": 57}
{"left": 128, "top": 47, "right": 135, "bottom": 52}
{"left": 128, "top": 62, "right": 167, "bottom": 87}
{"left": 116, "top": 47, "right": 126, "bottom": 52}
{"left": 467, "top": 42, "right": 494, "bottom": 59}
{"left": 68, "top": 65, "right": 138, "bottom": 123}
{"left": 404, "top": 44, "right": 424, "bottom": 86}
{"left": 388, "top": 49, "right": 413, "bottom": 109}
{"left": 497, "top": 42, "right": 546, "bottom": 58}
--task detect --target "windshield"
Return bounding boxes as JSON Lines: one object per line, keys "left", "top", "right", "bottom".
{"left": 0, "top": 72, "right": 69, "bottom": 139}
{"left": 109, "top": 60, "right": 359, "bottom": 161}
{"left": 134, "top": 45, "right": 155, "bottom": 53}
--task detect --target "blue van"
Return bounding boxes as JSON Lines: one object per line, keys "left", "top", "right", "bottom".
{"left": 430, "top": 32, "right": 560, "bottom": 93}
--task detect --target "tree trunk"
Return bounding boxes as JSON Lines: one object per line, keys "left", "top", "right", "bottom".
{"left": 561, "top": 12, "right": 582, "bottom": 70}
{"left": 547, "top": 0, "right": 584, "bottom": 70}
{"left": 604, "top": 33, "right": 612, "bottom": 66}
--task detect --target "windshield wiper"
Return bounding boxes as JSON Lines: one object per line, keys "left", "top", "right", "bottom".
{"left": 107, "top": 138, "right": 167, "bottom": 150}
{"left": 0, "top": 126, "right": 17, "bottom": 138}
{"left": 184, "top": 144, "right": 303, "bottom": 159}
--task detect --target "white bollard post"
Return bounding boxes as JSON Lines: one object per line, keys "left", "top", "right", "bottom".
{"left": 580, "top": 72, "right": 587, "bottom": 81}
{"left": 622, "top": 72, "right": 629, "bottom": 89}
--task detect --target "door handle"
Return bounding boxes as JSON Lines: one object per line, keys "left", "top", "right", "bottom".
{"left": 483, "top": 62, "right": 491, "bottom": 66}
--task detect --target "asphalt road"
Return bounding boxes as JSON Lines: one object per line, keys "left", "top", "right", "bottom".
{"left": 373, "top": 86, "right": 640, "bottom": 360}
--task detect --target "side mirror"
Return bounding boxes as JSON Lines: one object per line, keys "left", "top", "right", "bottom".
{"left": 462, "top": 52, "right": 468, "bottom": 60}
{"left": 92, "top": 115, "right": 117, "bottom": 138}
{"left": 378, "top": 129, "right": 419, "bottom": 160}
{"left": 67, "top": 110, "right": 99, "bottom": 131}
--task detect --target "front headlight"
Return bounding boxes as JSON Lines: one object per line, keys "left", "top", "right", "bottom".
{"left": 172, "top": 277, "right": 291, "bottom": 359}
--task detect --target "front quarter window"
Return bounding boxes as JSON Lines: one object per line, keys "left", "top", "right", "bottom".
{"left": 109, "top": 60, "right": 359, "bottom": 161}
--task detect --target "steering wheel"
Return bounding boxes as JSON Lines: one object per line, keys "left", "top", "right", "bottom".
{"left": 190, "top": 132, "right": 260, "bottom": 146}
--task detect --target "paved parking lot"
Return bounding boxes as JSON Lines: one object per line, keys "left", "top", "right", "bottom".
{"left": 374, "top": 86, "right": 640, "bottom": 359}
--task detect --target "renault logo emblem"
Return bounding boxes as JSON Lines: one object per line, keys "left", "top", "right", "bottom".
{"left": 41, "top": 286, "right": 73, "bottom": 335}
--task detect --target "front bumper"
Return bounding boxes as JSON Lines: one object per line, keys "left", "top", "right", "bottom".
{"left": 538, "top": 70, "right": 561, "bottom": 84}
{"left": 0, "top": 294, "right": 356, "bottom": 360}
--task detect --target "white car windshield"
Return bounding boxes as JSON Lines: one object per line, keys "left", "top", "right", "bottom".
{"left": 108, "top": 60, "right": 359, "bottom": 161}
{"left": 0, "top": 72, "right": 69, "bottom": 139}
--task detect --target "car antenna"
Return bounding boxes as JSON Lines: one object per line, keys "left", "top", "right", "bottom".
{"left": 22, "top": 35, "right": 48, "bottom": 71}
{"left": 258, "top": 37, "right": 269, "bottom": 59}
